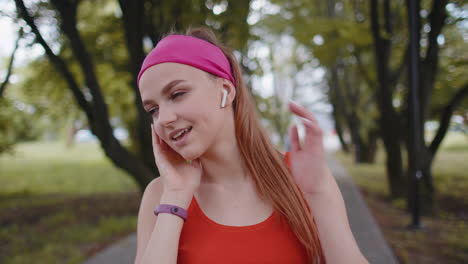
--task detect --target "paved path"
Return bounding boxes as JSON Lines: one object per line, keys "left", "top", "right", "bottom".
{"left": 82, "top": 155, "right": 398, "bottom": 264}
{"left": 82, "top": 234, "right": 136, "bottom": 264}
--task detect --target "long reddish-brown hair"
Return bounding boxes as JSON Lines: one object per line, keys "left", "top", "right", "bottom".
{"left": 164, "top": 26, "right": 325, "bottom": 263}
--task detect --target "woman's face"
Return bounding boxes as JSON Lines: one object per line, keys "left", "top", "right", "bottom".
{"left": 139, "top": 62, "right": 227, "bottom": 160}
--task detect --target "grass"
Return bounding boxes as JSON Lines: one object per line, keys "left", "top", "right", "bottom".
{"left": 1, "top": 194, "right": 138, "bottom": 264}
{"left": 0, "top": 140, "right": 142, "bottom": 264}
{"left": 0, "top": 141, "right": 139, "bottom": 195}
{"left": 336, "top": 131, "right": 468, "bottom": 264}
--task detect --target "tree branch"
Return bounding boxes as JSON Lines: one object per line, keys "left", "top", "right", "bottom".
{"left": 389, "top": 45, "right": 409, "bottom": 85}
{"left": 118, "top": 0, "right": 157, "bottom": 171}
{"left": 383, "top": 0, "right": 392, "bottom": 36}
{"left": 14, "top": 0, "right": 94, "bottom": 119}
{"left": 429, "top": 82, "right": 468, "bottom": 155}
{"left": 420, "top": 0, "right": 449, "bottom": 127}
{"left": 16, "top": 0, "right": 154, "bottom": 188}
{"left": 353, "top": 47, "right": 376, "bottom": 88}
{"left": 144, "top": 0, "right": 160, "bottom": 46}
{"left": 50, "top": 0, "right": 114, "bottom": 135}
{"left": 0, "top": 28, "right": 22, "bottom": 97}
{"left": 118, "top": 0, "right": 145, "bottom": 79}
{"left": 424, "top": 0, "right": 448, "bottom": 66}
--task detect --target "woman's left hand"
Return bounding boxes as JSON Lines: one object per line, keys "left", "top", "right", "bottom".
{"left": 287, "top": 101, "right": 333, "bottom": 196}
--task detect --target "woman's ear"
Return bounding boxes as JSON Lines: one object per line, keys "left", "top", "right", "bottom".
{"left": 221, "top": 79, "right": 236, "bottom": 107}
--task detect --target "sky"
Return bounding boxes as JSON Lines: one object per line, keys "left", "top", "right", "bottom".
{"left": 0, "top": 2, "right": 17, "bottom": 58}
{"left": 1, "top": 0, "right": 45, "bottom": 84}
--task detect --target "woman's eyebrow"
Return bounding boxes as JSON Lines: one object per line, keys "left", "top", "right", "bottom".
{"left": 143, "top": 79, "right": 186, "bottom": 106}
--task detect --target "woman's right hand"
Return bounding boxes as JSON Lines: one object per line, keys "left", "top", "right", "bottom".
{"left": 151, "top": 124, "right": 203, "bottom": 196}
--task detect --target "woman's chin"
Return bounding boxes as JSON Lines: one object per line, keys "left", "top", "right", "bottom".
{"left": 179, "top": 148, "right": 201, "bottom": 161}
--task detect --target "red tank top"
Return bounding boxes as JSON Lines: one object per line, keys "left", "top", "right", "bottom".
{"left": 177, "top": 152, "right": 310, "bottom": 263}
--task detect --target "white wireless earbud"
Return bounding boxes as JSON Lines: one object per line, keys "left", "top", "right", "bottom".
{"left": 221, "top": 89, "right": 228, "bottom": 108}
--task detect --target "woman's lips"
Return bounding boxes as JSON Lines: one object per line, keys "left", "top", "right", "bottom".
{"left": 173, "top": 126, "right": 192, "bottom": 147}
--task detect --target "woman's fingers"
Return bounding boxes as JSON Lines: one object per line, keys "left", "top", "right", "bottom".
{"left": 151, "top": 124, "right": 163, "bottom": 159}
{"left": 152, "top": 125, "right": 170, "bottom": 155}
{"left": 288, "top": 101, "right": 318, "bottom": 124}
{"left": 289, "top": 125, "right": 302, "bottom": 151}
{"left": 302, "top": 119, "right": 323, "bottom": 147}
{"left": 191, "top": 158, "right": 202, "bottom": 169}
{"left": 159, "top": 137, "right": 171, "bottom": 155}
{"left": 288, "top": 100, "right": 323, "bottom": 148}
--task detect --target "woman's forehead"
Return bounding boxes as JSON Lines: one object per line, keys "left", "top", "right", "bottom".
{"left": 140, "top": 63, "right": 208, "bottom": 88}
{"left": 139, "top": 63, "right": 213, "bottom": 100}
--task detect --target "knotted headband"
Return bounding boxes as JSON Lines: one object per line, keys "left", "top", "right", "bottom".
{"left": 137, "top": 35, "right": 235, "bottom": 86}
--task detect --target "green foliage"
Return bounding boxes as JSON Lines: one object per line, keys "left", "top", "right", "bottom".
{"left": 257, "top": 0, "right": 384, "bottom": 159}
{"left": 0, "top": 97, "right": 40, "bottom": 154}
{"left": 430, "top": 18, "right": 468, "bottom": 118}
{"left": 13, "top": 0, "right": 136, "bottom": 144}
{"left": 254, "top": 92, "right": 292, "bottom": 148}
{"left": 13, "top": 56, "right": 79, "bottom": 135}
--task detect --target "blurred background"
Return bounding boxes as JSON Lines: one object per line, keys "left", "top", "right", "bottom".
{"left": 0, "top": 0, "right": 466, "bottom": 263}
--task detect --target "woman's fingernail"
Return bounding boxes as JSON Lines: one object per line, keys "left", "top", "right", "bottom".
{"left": 288, "top": 99, "right": 300, "bottom": 106}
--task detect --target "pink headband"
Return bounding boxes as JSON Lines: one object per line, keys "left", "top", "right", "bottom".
{"left": 137, "top": 35, "right": 235, "bottom": 86}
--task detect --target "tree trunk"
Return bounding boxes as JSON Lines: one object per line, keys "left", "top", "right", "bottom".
{"left": 332, "top": 105, "right": 350, "bottom": 153}
{"left": 355, "top": 131, "right": 378, "bottom": 163}
{"left": 370, "top": 0, "right": 406, "bottom": 198}
{"left": 329, "top": 65, "right": 351, "bottom": 153}
{"left": 404, "top": 0, "right": 451, "bottom": 214}
{"left": 119, "top": 0, "right": 158, "bottom": 179}
{"left": 420, "top": 149, "right": 435, "bottom": 213}
{"left": 15, "top": 0, "right": 155, "bottom": 191}
{"left": 406, "top": 146, "right": 435, "bottom": 215}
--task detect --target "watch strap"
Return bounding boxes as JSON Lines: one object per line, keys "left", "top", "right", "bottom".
{"left": 154, "top": 204, "right": 188, "bottom": 221}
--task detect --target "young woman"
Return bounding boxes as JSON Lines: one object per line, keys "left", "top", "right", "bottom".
{"left": 134, "top": 27, "right": 367, "bottom": 264}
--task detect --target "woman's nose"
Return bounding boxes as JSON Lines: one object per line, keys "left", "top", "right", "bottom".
{"left": 156, "top": 106, "right": 177, "bottom": 127}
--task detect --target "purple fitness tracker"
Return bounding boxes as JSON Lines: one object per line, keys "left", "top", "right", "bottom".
{"left": 154, "top": 204, "right": 188, "bottom": 221}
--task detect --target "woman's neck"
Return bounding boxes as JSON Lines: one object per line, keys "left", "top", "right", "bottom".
{"left": 200, "top": 143, "right": 249, "bottom": 187}
{"left": 199, "top": 115, "right": 250, "bottom": 189}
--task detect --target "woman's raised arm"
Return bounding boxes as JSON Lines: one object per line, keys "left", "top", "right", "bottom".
{"left": 287, "top": 101, "right": 368, "bottom": 264}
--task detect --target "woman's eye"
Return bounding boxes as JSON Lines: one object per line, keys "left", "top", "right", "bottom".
{"left": 148, "top": 108, "right": 159, "bottom": 115}
{"left": 147, "top": 92, "right": 185, "bottom": 116}
{"left": 171, "top": 92, "right": 185, "bottom": 100}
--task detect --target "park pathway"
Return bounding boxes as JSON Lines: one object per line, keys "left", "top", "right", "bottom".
{"left": 82, "top": 155, "right": 399, "bottom": 264}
